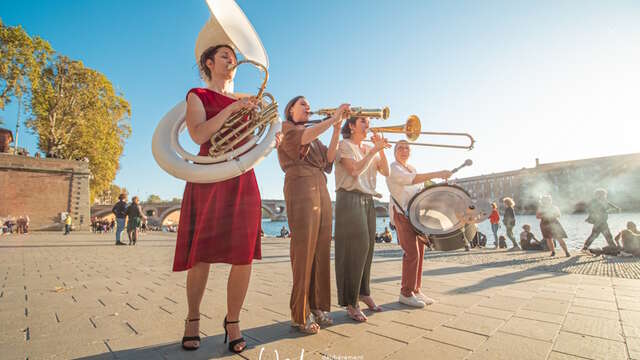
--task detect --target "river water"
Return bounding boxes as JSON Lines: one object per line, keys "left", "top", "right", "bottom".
{"left": 262, "top": 212, "right": 640, "bottom": 250}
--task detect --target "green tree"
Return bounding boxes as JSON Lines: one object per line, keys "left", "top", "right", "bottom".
{"left": 27, "top": 56, "right": 131, "bottom": 201}
{"left": 0, "top": 18, "right": 52, "bottom": 110}
{"left": 96, "top": 184, "right": 128, "bottom": 204}
{"left": 147, "top": 194, "right": 163, "bottom": 203}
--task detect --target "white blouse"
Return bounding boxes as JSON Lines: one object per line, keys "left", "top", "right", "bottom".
{"left": 335, "top": 139, "right": 381, "bottom": 196}
{"left": 386, "top": 161, "right": 424, "bottom": 222}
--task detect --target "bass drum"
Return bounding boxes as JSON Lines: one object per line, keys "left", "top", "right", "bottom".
{"left": 407, "top": 184, "right": 490, "bottom": 251}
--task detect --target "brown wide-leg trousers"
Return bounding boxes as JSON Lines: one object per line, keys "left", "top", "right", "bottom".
{"left": 284, "top": 173, "right": 332, "bottom": 325}
{"left": 393, "top": 208, "right": 424, "bottom": 297}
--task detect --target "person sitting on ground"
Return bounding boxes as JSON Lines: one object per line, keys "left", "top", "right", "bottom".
{"left": 615, "top": 221, "right": 640, "bottom": 256}
{"left": 498, "top": 235, "right": 507, "bottom": 249}
{"left": 519, "top": 224, "right": 543, "bottom": 250}
{"left": 374, "top": 232, "right": 382, "bottom": 243}
{"left": 382, "top": 227, "right": 392, "bottom": 243}
{"left": 279, "top": 226, "right": 290, "bottom": 238}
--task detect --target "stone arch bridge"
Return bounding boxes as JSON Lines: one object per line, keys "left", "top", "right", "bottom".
{"left": 91, "top": 199, "right": 389, "bottom": 225}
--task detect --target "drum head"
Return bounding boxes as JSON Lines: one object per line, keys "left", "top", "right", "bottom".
{"left": 407, "top": 184, "right": 472, "bottom": 236}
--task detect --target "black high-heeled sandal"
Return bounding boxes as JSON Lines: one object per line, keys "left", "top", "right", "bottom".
{"left": 223, "top": 316, "right": 246, "bottom": 353}
{"left": 181, "top": 318, "right": 200, "bottom": 351}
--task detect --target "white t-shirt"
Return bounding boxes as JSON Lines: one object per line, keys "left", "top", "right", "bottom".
{"left": 386, "top": 161, "right": 424, "bottom": 223}
{"left": 335, "top": 139, "right": 380, "bottom": 196}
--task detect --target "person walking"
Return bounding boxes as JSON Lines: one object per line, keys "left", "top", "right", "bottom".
{"left": 126, "top": 196, "right": 146, "bottom": 245}
{"left": 63, "top": 214, "right": 72, "bottom": 235}
{"left": 536, "top": 195, "right": 570, "bottom": 257}
{"left": 112, "top": 194, "right": 128, "bottom": 245}
{"left": 582, "top": 188, "right": 620, "bottom": 253}
{"left": 489, "top": 203, "right": 500, "bottom": 248}
{"left": 502, "top": 197, "right": 519, "bottom": 249}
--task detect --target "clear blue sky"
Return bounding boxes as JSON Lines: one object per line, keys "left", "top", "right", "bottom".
{"left": 2, "top": 0, "right": 639, "bottom": 201}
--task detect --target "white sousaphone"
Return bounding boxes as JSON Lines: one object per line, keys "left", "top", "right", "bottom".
{"left": 152, "top": 0, "right": 281, "bottom": 183}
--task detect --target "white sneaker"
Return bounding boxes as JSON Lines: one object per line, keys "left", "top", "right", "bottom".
{"left": 414, "top": 292, "right": 435, "bottom": 305}
{"left": 399, "top": 294, "right": 426, "bottom": 308}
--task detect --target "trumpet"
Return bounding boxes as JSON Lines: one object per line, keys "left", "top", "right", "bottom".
{"left": 305, "top": 106, "right": 390, "bottom": 124}
{"left": 368, "top": 115, "right": 475, "bottom": 150}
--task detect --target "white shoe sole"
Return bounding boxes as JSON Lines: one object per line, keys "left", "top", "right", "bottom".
{"left": 399, "top": 296, "right": 426, "bottom": 308}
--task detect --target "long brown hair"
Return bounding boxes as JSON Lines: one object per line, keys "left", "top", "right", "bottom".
{"left": 284, "top": 96, "right": 305, "bottom": 122}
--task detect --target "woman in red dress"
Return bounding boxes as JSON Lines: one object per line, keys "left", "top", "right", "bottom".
{"left": 174, "top": 44, "right": 262, "bottom": 353}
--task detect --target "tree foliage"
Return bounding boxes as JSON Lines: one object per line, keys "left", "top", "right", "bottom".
{"left": 27, "top": 56, "right": 131, "bottom": 200}
{"left": 147, "top": 194, "right": 163, "bottom": 203}
{"left": 2, "top": 18, "right": 132, "bottom": 202}
{"left": 0, "top": 18, "right": 52, "bottom": 110}
{"left": 96, "top": 184, "right": 128, "bottom": 205}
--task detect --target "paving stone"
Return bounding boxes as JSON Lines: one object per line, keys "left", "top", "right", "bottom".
{"left": 514, "top": 309, "right": 565, "bottom": 324}
{"left": 617, "top": 296, "right": 640, "bottom": 311}
{"left": 624, "top": 323, "right": 640, "bottom": 338}
{"left": 568, "top": 305, "right": 619, "bottom": 320}
{"left": 389, "top": 309, "right": 455, "bottom": 330}
{"left": 437, "top": 294, "right": 487, "bottom": 308}
{"left": 546, "top": 351, "right": 590, "bottom": 359}
{"left": 627, "top": 337, "right": 640, "bottom": 360}
{"left": 572, "top": 298, "right": 618, "bottom": 312}
{"left": 561, "top": 313, "right": 624, "bottom": 341}
{"left": 383, "top": 337, "right": 470, "bottom": 359}
{"left": 522, "top": 298, "right": 570, "bottom": 315}
{"left": 621, "top": 310, "right": 640, "bottom": 327}
{"left": 467, "top": 305, "right": 514, "bottom": 320}
{"left": 552, "top": 331, "right": 627, "bottom": 360}
{"left": 467, "top": 331, "right": 552, "bottom": 360}
{"left": 477, "top": 295, "right": 523, "bottom": 312}
{"left": 499, "top": 316, "right": 560, "bottom": 342}
{"left": 366, "top": 321, "right": 430, "bottom": 344}
{"left": 423, "top": 325, "right": 488, "bottom": 350}
{"left": 321, "top": 332, "right": 404, "bottom": 360}
{"left": 444, "top": 313, "right": 505, "bottom": 336}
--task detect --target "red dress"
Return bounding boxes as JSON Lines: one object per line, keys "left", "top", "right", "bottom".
{"left": 172, "top": 88, "right": 262, "bottom": 271}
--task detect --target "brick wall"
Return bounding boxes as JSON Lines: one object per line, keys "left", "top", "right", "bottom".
{"left": 0, "top": 154, "right": 91, "bottom": 231}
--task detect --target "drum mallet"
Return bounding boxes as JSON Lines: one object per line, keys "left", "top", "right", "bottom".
{"left": 450, "top": 159, "right": 473, "bottom": 174}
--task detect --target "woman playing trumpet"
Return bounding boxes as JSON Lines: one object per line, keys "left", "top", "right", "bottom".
{"left": 278, "top": 96, "right": 349, "bottom": 334}
{"left": 335, "top": 116, "right": 390, "bottom": 322}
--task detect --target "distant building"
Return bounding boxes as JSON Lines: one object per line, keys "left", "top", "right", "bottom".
{"left": 455, "top": 153, "right": 640, "bottom": 214}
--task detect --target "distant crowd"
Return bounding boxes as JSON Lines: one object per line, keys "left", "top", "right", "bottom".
{"left": 484, "top": 189, "right": 639, "bottom": 257}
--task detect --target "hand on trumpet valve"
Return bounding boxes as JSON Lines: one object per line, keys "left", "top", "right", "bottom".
{"left": 333, "top": 103, "right": 351, "bottom": 123}
{"left": 370, "top": 133, "right": 391, "bottom": 151}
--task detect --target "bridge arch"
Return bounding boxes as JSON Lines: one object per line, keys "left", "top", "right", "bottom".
{"left": 158, "top": 205, "right": 182, "bottom": 225}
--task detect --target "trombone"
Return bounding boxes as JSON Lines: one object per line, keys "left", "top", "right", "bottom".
{"left": 368, "top": 115, "right": 475, "bottom": 150}
{"left": 305, "top": 106, "right": 390, "bottom": 124}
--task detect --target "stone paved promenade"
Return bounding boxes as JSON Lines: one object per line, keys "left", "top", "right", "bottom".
{"left": 2, "top": 232, "right": 640, "bottom": 360}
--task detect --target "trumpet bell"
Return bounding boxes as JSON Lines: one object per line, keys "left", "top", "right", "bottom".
{"left": 368, "top": 115, "right": 475, "bottom": 150}
{"left": 405, "top": 115, "right": 420, "bottom": 141}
